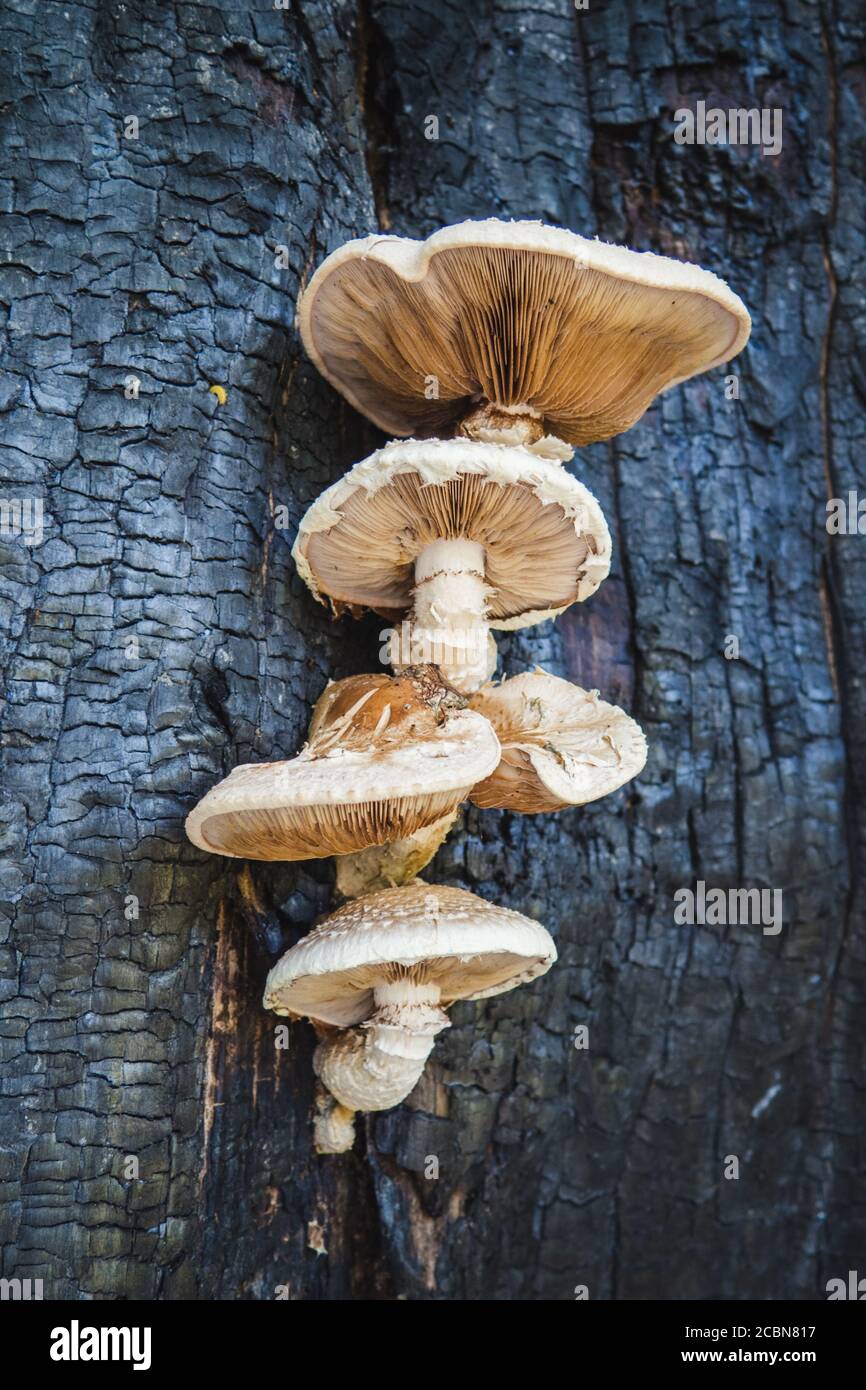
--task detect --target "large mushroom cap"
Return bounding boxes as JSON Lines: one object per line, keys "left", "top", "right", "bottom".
{"left": 185, "top": 668, "right": 500, "bottom": 861}
{"left": 298, "top": 218, "right": 751, "bottom": 447}
{"left": 292, "top": 437, "right": 611, "bottom": 628}
{"left": 264, "top": 881, "right": 557, "bottom": 1027}
{"left": 470, "top": 669, "right": 647, "bottom": 813}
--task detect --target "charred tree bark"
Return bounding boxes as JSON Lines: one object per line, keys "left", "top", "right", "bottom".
{"left": 1, "top": 0, "right": 864, "bottom": 1301}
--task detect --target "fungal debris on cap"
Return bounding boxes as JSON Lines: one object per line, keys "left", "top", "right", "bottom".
{"left": 470, "top": 668, "right": 647, "bottom": 813}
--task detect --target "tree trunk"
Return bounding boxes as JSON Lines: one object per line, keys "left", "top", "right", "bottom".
{"left": 1, "top": 0, "right": 863, "bottom": 1301}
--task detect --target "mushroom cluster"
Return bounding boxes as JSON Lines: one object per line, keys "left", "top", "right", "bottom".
{"left": 187, "top": 220, "right": 750, "bottom": 1152}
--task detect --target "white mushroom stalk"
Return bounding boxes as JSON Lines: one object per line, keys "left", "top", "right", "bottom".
{"left": 335, "top": 809, "right": 458, "bottom": 899}
{"left": 396, "top": 538, "right": 495, "bottom": 693}
{"left": 456, "top": 401, "right": 574, "bottom": 462}
{"left": 314, "top": 977, "right": 450, "bottom": 1113}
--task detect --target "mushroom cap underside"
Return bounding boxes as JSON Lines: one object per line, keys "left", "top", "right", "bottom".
{"left": 298, "top": 218, "right": 751, "bottom": 445}
{"left": 263, "top": 881, "right": 557, "bottom": 1026}
{"left": 292, "top": 438, "right": 612, "bottom": 625}
{"left": 184, "top": 709, "right": 499, "bottom": 860}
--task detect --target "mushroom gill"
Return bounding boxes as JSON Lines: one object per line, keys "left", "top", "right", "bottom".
{"left": 304, "top": 470, "right": 592, "bottom": 621}
{"left": 199, "top": 790, "right": 464, "bottom": 861}
{"left": 300, "top": 224, "right": 751, "bottom": 447}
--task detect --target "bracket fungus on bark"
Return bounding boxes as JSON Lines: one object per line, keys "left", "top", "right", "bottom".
{"left": 185, "top": 666, "right": 499, "bottom": 861}
{"left": 297, "top": 217, "right": 751, "bottom": 453}
{"left": 469, "top": 669, "right": 647, "bottom": 813}
{"left": 263, "top": 882, "right": 556, "bottom": 1147}
{"left": 292, "top": 437, "right": 611, "bottom": 692}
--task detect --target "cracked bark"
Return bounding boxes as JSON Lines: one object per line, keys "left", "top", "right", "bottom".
{"left": 1, "top": 0, "right": 864, "bottom": 1301}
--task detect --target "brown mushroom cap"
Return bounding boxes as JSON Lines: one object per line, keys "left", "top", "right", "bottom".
{"left": 306, "top": 666, "right": 459, "bottom": 743}
{"left": 264, "top": 881, "right": 557, "bottom": 1027}
{"left": 297, "top": 218, "right": 751, "bottom": 447}
{"left": 293, "top": 437, "right": 611, "bottom": 629}
{"left": 469, "top": 669, "right": 647, "bottom": 812}
{"left": 184, "top": 667, "right": 500, "bottom": 861}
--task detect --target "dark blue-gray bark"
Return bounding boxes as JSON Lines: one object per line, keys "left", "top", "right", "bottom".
{"left": 0, "top": 0, "right": 863, "bottom": 1300}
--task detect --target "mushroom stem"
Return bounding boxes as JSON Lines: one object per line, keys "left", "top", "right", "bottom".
{"left": 314, "top": 981, "right": 450, "bottom": 1113}
{"left": 455, "top": 402, "right": 575, "bottom": 462}
{"left": 400, "top": 538, "right": 493, "bottom": 694}
{"left": 312, "top": 1082, "right": 356, "bottom": 1154}
{"left": 335, "top": 809, "right": 458, "bottom": 899}
{"left": 457, "top": 400, "right": 546, "bottom": 448}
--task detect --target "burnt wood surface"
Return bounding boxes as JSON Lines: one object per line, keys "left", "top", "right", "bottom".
{"left": 1, "top": 0, "right": 864, "bottom": 1300}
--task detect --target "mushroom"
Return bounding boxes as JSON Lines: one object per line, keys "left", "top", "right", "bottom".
{"left": 469, "top": 668, "right": 647, "bottom": 813}
{"left": 264, "top": 881, "right": 556, "bottom": 1140}
{"left": 297, "top": 218, "right": 751, "bottom": 454}
{"left": 185, "top": 666, "right": 499, "bottom": 861}
{"left": 334, "top": 810, "right": 458, "bottom": 899}
{"left": 312, "top": 1082, "right": 356, "bottom": 1155}
{"left": 292, "top": 437, "right": 611, "bottom": 693}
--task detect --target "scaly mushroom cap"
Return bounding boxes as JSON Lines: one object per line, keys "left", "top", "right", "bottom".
{"left": 297, "top": 218, "right": 751, "bottom": 448}
{"left": 185, "top": 667, "right": 500, "bottom": 861}
{"left": 292, "top": 437, "right": 611, "bottom": 629}
{"left": 263, "top": 881, "right": 557, "bottom": 1027}
{"left": 470, "top": 669, "right": 647, "bottom": 813}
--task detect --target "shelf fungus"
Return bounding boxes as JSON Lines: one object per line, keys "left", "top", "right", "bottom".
{"left": 264, "top": 882, "right": 557, "bottom": 1149}
{"left": 292, "top": 437, "right": 611, "bottom": 693}
{"left": 185, "top": 666, "right": 499, "bottom": 861}
{"left": 297, "top": 217, "right": 751, "bottom": 455}
{"left": 470, "top": 670, "right": 647, "bottom": 813}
